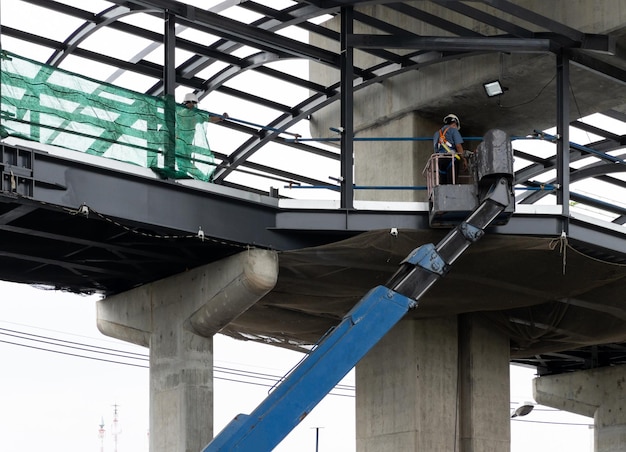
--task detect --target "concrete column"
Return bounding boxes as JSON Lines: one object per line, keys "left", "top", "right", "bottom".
{"left": 356, "top": 313, "right": 510, "bottom": 452}
{"left": 150, "top": 322, "right": 212, "bottom": 452}
{"left": 356, "top": 317, "right": 459, "bottom": 451}
{"left": 458, "top": 313, "right": 510, "bottom": 452}
{"left": 354, "top": 112, "right": 438, "bottom": 203}
{"left": 534, "top": 365, "right": 626, "bottom": 452}
{"left": 96, "top": 249, "right": 279, "bottom": 452}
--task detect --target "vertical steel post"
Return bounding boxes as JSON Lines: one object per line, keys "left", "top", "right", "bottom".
{"left": 556, "top": 51, "right": 570, "bottom": 225}
{"left": 340, "top": 7, "right": 354, "bottom": 209}
{"left": 315, "top": 427, "right": 320, "bottom": 452}
{"left": 163, "top": 11, "right": 177, "bottom": 171}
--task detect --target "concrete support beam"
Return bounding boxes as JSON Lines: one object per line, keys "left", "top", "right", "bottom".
{"left": 534, "top": 365, "right": 626, "bottom": 452}
{"left": 96, "top": 249, "right": 279, "bottom": 452}
{"left": 356, "top": 314, "right": 510, "bottom": 451}
{"left": 458, "top": 313, "right": 511, "bottom": 452}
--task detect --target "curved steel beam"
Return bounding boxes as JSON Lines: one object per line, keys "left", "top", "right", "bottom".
{"left": 516, "top": 153, "right": 626, "bottom": 207}
{"left": 570, "top": 159, "right": 626, "bottom": 182}
{"left": 211, "top": 46, "right": 476, "bottom": 182}
{"left": 201, "top": 51, "right": 292, "bottom": 93}
{"left": 212, "top": 93, "right": 336, "bottom": 182}
{"left": 47, "top": 5, "right": 158, "bottom": 67}
{"left": 514, "top": 135, "right": 626, "bottom": 188}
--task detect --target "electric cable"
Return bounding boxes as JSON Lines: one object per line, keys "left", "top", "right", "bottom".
{"left": 0, "top": 322, "right": 356, "bottom": 392}
{"left": 0, "top": 338, "right": 149, "bottom": 369}
{"left": 512, "top": 418, "right": 592, "bottom": 427}
{"left": 569, "top": 81, "right": 595, "bottom": 146}
{"left": 1, "top": 328, "right": 600, "bottom": 411}
{"left": 0, "top": 326, "right": 356, "bottom": 396}
{"left": 0, "top": 326, "right": 147, "bottom": 361}
{"left": 498, "top": 74, "right": 557, "bottom": 109}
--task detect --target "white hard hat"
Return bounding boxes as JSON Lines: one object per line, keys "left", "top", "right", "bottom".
{"left": 443, "top": 113, "right": 460, "bottom": 130}
{"left": 183, "top": 92, "right": 199, "bottom": 104}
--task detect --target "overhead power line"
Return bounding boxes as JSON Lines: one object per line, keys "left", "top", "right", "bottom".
{"left": 0, "top": 326, "right": 355, "bottom": 396}
{"left": 512, "top": 418, "right": 593, "bottom": 427}
{"left": 0, "top": 327, "right": 601, "bottom": 417}
{"left": 0, "top": 338, "right": 149, "bottom": 369}
{"left": 0, "top": 327, "right": 147, "bottom": 361}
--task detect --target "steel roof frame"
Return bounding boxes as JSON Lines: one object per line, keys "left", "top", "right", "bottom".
{"left": 9, "top": 0, "right": 625, "bottom": 202}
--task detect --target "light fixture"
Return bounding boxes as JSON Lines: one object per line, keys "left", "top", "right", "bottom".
{"left": 511, "top": 402, "right": 535, "bottom": 418}
{"left": 483, "top": 80, "right": 505, "bottom": 97}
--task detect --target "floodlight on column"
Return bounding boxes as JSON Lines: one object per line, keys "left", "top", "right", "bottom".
{"left": 484, "top": 80, "right": 505, "bottom": 97}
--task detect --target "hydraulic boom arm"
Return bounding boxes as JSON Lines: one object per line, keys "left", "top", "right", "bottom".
{"left": 202, "top": 176, "right": 513, "bottom": 452}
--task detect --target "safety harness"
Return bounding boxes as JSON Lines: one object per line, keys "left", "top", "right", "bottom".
{"left": 438, "top": 126, "right": 461, "bottom": 160}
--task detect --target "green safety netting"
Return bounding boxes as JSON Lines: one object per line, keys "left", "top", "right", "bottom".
{"left": 0, "top": 51, "right": 215, "bottom": 181}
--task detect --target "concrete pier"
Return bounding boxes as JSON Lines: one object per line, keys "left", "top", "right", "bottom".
{"left": 356, "top": 317, "right": 459, "bottom": 451}
{"left": 96, "top": 249, "right": 279, "bottom": 452}
{"left": 458, "top": 314, "right": 510, "bottom": 452}
{"left": 534, "top": 366, "right": 626, "bottom": 452}
{"left": 356, "top": 314, "right": 510, "bottom": 452}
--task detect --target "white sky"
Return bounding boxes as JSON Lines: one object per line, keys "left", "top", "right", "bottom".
{"left": 0, "top": 281, "right": 594, "bottom": 452}
{"left": 0, "top": 281, "right": 356, "bottom": 452}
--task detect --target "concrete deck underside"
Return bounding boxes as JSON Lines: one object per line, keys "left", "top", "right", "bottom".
{"left": 222, "top": 229, "right": 626, "bottom": 359}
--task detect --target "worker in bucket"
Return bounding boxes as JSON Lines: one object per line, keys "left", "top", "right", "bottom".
{"left": 433, "top": 113, "right": 467, "bottom": 184}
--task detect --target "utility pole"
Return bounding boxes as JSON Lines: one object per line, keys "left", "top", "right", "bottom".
{"left": 98, "top": 417, "right": 106, "bottom": 452}
{"left": 111, "top": 404, "right": 121, "bottom": 452}
{"left": 312, "top": 427, "right": 323, "bottom": 452}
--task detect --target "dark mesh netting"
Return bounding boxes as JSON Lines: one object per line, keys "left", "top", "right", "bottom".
{"left": 220, "top": 230, "right": 626, "bottom": 357}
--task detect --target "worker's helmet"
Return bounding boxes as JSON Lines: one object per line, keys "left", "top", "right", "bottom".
{"left": 443, "top": 113, "right": 460, "bottom": 130}
{"left": 183, "top": 92, "right": 199, "bottom": 104}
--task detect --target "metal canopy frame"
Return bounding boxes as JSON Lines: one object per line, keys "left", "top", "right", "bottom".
{"left": 2, "top": 0, "right": 625, "bottom": 211}
{"left": 2, "top": 0, "right": 626, "bottom": 375}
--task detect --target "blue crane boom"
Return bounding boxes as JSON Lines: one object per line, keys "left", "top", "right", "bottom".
{"left": 203, "top": 130, "right": 515, "bottom": 452}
